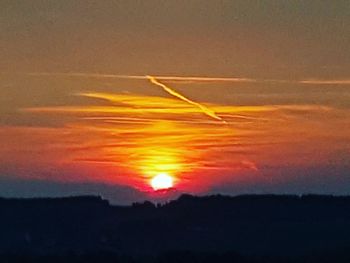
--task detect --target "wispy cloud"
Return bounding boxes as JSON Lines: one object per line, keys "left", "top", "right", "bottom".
{"left": 22, "top": 72, "right": 350, "bottom": 86}
{"left": 25, "top": 72, "right": 257, "bottom": 83}
{"left": 299, "top": 79, "right": 350, "bottom": 85}
{"left": 24, "top": 92, "right": 330, "bottom": 123}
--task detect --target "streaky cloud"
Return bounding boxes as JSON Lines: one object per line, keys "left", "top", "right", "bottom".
{"left": 25, "top": 72, "right": 257, "bottom": 83}
{"left": 18, "top": 72, "right": 350, "bottom": 85}
{"left": 299, "top": 79, "right": 350, "bottom": 85}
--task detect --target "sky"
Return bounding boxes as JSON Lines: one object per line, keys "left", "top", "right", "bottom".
{"left": 0, "top": 1, "right": 349, "bottom": 204}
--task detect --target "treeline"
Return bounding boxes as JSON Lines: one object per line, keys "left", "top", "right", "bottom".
{"left": 1, "top": 194, "right": 350, "bottom": 261}
{"left": 1, "top": 249, "right": 350, "bottom": 263}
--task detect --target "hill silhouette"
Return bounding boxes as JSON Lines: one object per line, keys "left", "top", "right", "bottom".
{"left": 1, "top": 194, "right": 350, "bottom": 262}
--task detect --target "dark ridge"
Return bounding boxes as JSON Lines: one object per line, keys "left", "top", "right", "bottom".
{"left": 0, "top": 195, "right": 109, "bottom": 203}
{"left": 1, "top": 194, "right": 350, "bottom": 262}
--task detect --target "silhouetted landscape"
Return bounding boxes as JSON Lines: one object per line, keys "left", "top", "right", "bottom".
{"left": 2, "top": 0, "right": 350, "bottom": 262}
{"left": 1, "top": 194, "right": 350, "bottom": 262}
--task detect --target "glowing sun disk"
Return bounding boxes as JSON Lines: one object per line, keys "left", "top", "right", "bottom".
{"left": 151, "top": 173, "right": 173, "bottom": 190}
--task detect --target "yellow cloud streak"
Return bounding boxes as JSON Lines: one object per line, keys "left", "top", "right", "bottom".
{"left": 24, "top": 92, "right": 330, "bottom": 117}
{"left": 146, "top": 75, "right": 225, "bottom": 122}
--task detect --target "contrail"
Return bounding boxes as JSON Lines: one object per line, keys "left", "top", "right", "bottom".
{"left": 10, "top": 72, "right": 350, "bottom": 85}
{"left": 299, "top": 79, "right": 350, "bottom": 85}
{"left": 24, "top": 72, "right": 256, "bottom": 83}
{"left": 146, "top": 75, "right": 225, "bottom": 123}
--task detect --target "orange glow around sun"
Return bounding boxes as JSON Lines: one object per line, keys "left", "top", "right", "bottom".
{"left": 17, "top": 89, "right": 299, "bottom": 193}
{"left": 151, "top": 173, "right": 174, "bottom": 190}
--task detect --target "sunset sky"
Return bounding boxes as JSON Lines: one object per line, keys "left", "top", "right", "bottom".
{"left": 1, "top": 1, "right": 349, "bottom": 203}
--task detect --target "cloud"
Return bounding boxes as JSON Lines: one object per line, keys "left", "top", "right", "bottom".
{"left": 25, "top": 72, "right": 257, "bottom": 83}
{"left": 23, "top": 72, "right": 350, "bottom": 86}
{"left": 299, "top": 79, "right": 350, "bottom": 85}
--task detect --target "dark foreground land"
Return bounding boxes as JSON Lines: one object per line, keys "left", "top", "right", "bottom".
{"left": 1, "top": 194, "right": 350, "bottom": 262}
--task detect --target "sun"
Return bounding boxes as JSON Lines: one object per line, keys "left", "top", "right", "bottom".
{"left": 151, "top": 173, "right": 174, "bottom": 190}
